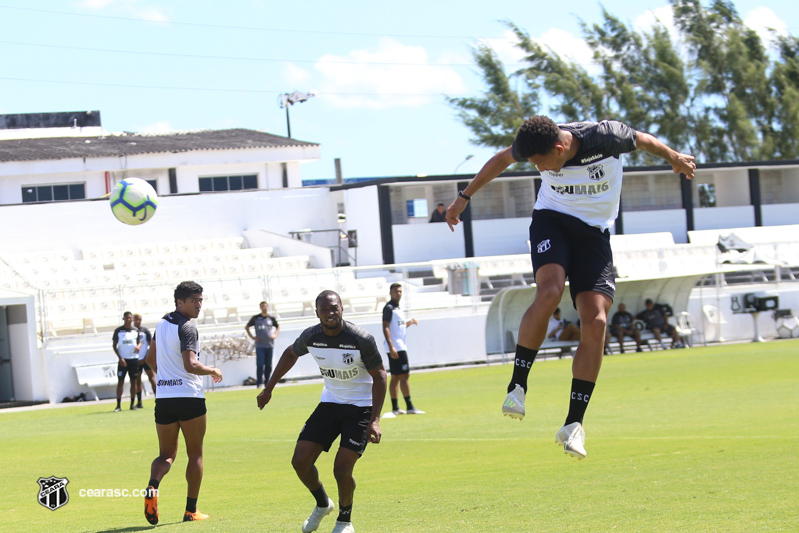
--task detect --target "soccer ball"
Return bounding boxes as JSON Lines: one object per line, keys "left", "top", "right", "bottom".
{"left": 109, "top": 178, "right": 158, "bottom": 225}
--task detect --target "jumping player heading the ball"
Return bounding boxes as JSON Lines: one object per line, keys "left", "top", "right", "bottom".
{"left": 446, "top": 116, "right": 695, "bottom": 459}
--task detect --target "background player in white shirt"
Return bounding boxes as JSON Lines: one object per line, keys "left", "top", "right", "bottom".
{"left": 446, "top": 115, "right": 695, "bottom": 459}
{"left": 382, "top": 283, "right": 424, "bottom": 416}
{"left": 257, "top": 290, "right": 386, "bottom": 533}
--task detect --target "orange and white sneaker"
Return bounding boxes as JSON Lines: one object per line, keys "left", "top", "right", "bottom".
{"left": 183, "top": 510, "right": 210, "bottom": 521}
{"left": 144, "top": 486, "right": 159, "bottom": 525}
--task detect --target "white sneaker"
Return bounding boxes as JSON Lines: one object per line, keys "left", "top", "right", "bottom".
{"left": 502, "top": 384, "right": 525, "bottom": 420}
{"left": 406, "top": 408, "right": 425, "bottom": 414}
{"left": 331, "top": 521, "right": 355, "bottom": 533}
{"left": 555, "top": 422, "right": 587, "bottom": 459}
{"left": 392, "top": 409, "right": 406, "bottom": 415}
{"left": 302, "top": 497, "right": 335, "bottom": 533}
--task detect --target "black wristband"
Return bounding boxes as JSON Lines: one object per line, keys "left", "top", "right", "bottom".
{"left": 458, "top": 190, "right": 472, "bottom": 201}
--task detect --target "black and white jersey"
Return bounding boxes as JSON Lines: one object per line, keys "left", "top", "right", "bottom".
{"left": 382, "top": 301, "right": 407, "bottom": 352}
{"left": 513, "top": 120, "right": 637, "bottom": 231}
{"left": 293, "top": 321, "right": 383, "bottom": 407}
{"left": 112, "top": 326, "right": 140, "bottom": 360}
{"left": 137, "top": 326, "right": 152, "bottom": 361}
{"left": 153, "top": 311, "right": 203, "bottom": 399}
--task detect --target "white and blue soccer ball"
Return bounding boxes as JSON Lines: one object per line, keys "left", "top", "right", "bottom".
{"left": 109, "top": 178, "right": 159, "bottom": 225}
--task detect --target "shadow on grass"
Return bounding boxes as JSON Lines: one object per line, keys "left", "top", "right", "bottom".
{"left": 95, "top": 523, "right": 178, "bottom": 532}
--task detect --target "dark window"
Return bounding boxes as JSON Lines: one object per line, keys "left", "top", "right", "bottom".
{"left": 21, "top": 183, "right": 86, "bottom": 203}
{"left": 146, "top": 179, "right": 158, "bottom": 193}
{"left": 22, "top": 188, "right": 37, "bottom": 202}
{"left": 243, "top": 175, "right": 258, "bottom": 189}
{"left": 69, "top": 184, "right": 85, "bottom": 199}
{"left": 37, "top": 187, "right": 52, "bottom": 202}
{"left": 213, "top": 176, "right": 228, "bottom": 191}
{"left": 53, "top": 185, "right": 69, "bottom": 201}
{"left": 198, "top": 174, "right": 258, "bottom": 192}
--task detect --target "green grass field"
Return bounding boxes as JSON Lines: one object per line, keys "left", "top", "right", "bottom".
{"left": 3, "top": 340, "right": 798, "bottom": 532}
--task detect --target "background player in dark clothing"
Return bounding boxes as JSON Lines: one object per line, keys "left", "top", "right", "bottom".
{"left": 610, "top": 303, "right": 643, "bottom": 353}
{"left": 245, "top": 301, "right": 280, "bottom": 387}
{"left": 446, "top": 115, "right": 695, "bottom": 459}
{"left": 637, "top": 299, "right": 683, "bottom": 349}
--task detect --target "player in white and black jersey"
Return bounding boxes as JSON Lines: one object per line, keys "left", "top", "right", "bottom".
{"left": 142, "top": 281, "right": 223, "bottom": 525}
{"left": 382, "top": 283, "right": 424, "bottom": 416}
{"left": 258, "top": 290, "right": 386, "bottom": 533}
{"left": 447, "top": 115, "right": 696, "bottom": 459}
{"left": 133, "top": 313, "right": 155, "bottom": 409}
{"left": 112, "top": 311, "right": 141, "bottom": 412}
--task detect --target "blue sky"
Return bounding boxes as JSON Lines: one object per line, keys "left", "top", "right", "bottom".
{"left": 1, "top": 1, "right": 796, "bottom": 180}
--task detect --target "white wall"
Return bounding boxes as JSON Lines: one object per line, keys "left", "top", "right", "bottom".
{"left": 694, "top": 205, "right": 754, "bottom": 231}
{"left": 344, "top": 186, "right": 383, "bottom": 266}
{"left": 4, "top": 295, "right": 45, "bottom": 401}
{"left": 621, "top": 209, "right": 688, "bottom": 243}
{"left": 473, "top": 218, "right": 530, "bottom": 256}
{"left": 393, "top": 223, "right": 465, "bottom": 263}
{"left": 715, "top": 168, "right": 750, "bottom": 206}
{"left": 763, "top": 203, "right": 799, "bottom": 226}
{"left": 0, "top": 187, "right": 339, "bottom": 254}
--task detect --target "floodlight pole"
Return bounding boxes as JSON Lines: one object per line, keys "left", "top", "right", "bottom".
{"left": 279, "top": 90, "right": 318, "bottom": 139}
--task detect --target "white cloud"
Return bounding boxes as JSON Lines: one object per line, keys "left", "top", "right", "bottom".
{"left": 744, "top": 6, "right": 787, "bottom": 47}
{"left": 282, "top": 63, "right": 313, "bottom": 87}
{"left": 300, "top": 38, "right": 465, "bottom": 110}
{"left": 634, "top": 5, "right": 679, "bottom": 43}
{"left": 479, "top": 30, "right": 528, "bottom": 67}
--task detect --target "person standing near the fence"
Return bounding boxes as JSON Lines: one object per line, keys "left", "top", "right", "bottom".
{"left": 382, "top": 283, "right": 425, "bottom": 416}
{"left": 446, "top": 115, "right": 696, "bottom": 459}
{"left": 245, "top": 301, "right": 280, "bottom": 387}
{"left": 113, "top": 311, "right": 141, "bottom": 412}
{"left": 257, "top": 290, "right": 386, "bottom": 533}
{"left": 143, "top": 281, "right": 223, "bottom": 525}
{"left": 134, "top": 313, "right": 156, "bottom": 408}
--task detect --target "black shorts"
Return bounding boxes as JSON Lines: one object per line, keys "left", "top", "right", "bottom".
{"left": 117, "top": 359, "right": 140, "bottom": 380}
{"left": 387, "top": 351, "right": 410, "bottom": 375}
{"left": 140, "top": 361, "right": 152, "bottom": 372}
{"left": 154, "top": 398, "right": 207, "bottom": 425}
{"left": 648, "top": 323, "right": 676, "bottom": 335}
{"left": 529, "top": 209, "right": 615, "bottom": 307}
{"left": 298, "top": 402, "right": 372, "bottom": 455}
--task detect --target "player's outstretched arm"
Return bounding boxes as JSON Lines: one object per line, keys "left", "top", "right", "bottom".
{"left": 367, "top": 365, "right": 387, "bottom": 443}
{"left": 145, "top": 339, "right": 157, "bottom": 373}
{"left": 257, "top": 345, "right": 298, "bottom": 409}
{"left": 635, "top": 131, "right": 696, "bottom": 179}
{"left": 446, "top": 147, "right": 516, "bottom": 231}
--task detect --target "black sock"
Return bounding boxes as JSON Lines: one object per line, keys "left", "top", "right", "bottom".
{"left": 404, "top": 396, "right": 414, "bottom": 410}
{"left": 508, "top": 345, "right": 538, "bottom": 393}
{"left": 137, "top": 391, "right": 142, "bottom": 402}
{"left": 565, "top": 379, "right": 596, "bottom": 426}
{"left": 148, "top": 478, "right": 160, "bottom": 490}
{"left": 337, "top": 504, "right": 352, "bottom": 523}
{"left": 116, "top": 398, "right": 121, "bottom": 408}
{"left": 391, "top": 398, "right": 399, "bottom": 411}
{"left": 311, "top": 484, "right": 329, "bottom": 508}
{"left": 186, "top": 497, "right": 197, "bottom": 513}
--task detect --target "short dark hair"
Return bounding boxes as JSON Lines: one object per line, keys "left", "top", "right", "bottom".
{"left": 389, "top": 283, "right": 402, "bottom": 291}
{"left": 512, "top": 115, "right": 561, "bottom": 160}
{"left": 554, "top": 307, "right": 561, "bottom": 314}
{"left": 174, "top": 281, "right": 203, "bottom": 305}
{"left": 259, "top": 301, "right": 268, "bottom": 306}
{"left": 645, "top": 298, "right": 653, "bottom": 305}
{"left": 437, "top": 202, "right": 445, "bottom": 207}
{"left": 123, "top": 311, "right": 132, "bottom": 318}
{"left": 315, "top": 290, "right": 341, "bottom": 309}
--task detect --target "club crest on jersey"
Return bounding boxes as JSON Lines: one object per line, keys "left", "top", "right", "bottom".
{"left": 537, "top": 239, "right": 551, "bottom": 253}
{"left": 37, "top": 476, "right": 69, "bottom": 511}
{"left": 342, "top": 352, "right": 354, "bottom": 365}
{"left": 587, "top": 164, "right": 605, "bottom": 181}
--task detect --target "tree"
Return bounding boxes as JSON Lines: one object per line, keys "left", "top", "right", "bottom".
{"left": 450, "top": 0, "right": 799, "bottom": 163}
